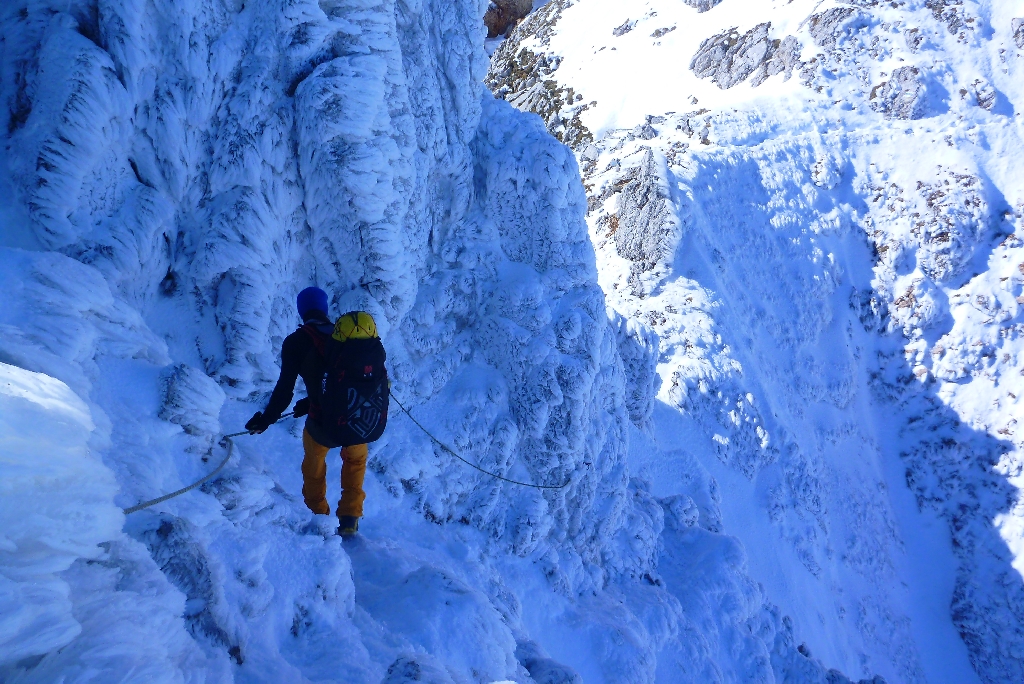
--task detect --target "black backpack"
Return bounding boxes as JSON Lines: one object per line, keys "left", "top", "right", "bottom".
{"left": 302, "top": 321, "right": 389, "bottom": 447}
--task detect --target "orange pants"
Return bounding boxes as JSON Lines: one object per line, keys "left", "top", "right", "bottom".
{"left": 301, "top": 429, "right": 367, "bottom": 518}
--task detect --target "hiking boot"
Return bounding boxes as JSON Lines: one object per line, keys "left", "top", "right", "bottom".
{"left": 337, "top": 516, "right": 359, "bottom": 537}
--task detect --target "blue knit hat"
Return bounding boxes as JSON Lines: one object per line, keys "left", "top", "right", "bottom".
{"left": 296, "top": 287, "right": 329, "bottom": 320}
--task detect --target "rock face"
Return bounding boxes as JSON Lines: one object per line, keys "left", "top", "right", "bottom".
{"left": 487, "top": 1, "right": 594, "bottom": 148}
{"left": 870, "top": 66, "right": 927, "bottom": 119}
{"left": 159, "top": 363, "right": 226, "bottom": 454}
{"left": 613, "top": 149, "right": 677, "bottom": 277}
{"left": 808, "top": 8, "right": 859, "bottom": 52}
{"left": 689, "top": 23, "right": 801, "bottom": 89}
{"left": 683, "top": 0, "right": 724, "bottom": 11}
{"left": 926, "top": 0, "right": 975, "bottom": 38}
{"left": 609, "top": 311, "right": 660, "bottom": 431}
{"left": 484, "top": 0, "right": 534, "bottom": 38}
{"left": 1014, "top": 18, "right": 1024, "bottom": 48}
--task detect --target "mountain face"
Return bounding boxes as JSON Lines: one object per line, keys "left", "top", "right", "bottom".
{"left": 0, "top": 0, "right": 651, "bottom": 680}
{"left": 489, "top": 1, "right": 1024, "bottom": 683}
{"left": 1, "top": 0, "right": 1021, "bottom": 682}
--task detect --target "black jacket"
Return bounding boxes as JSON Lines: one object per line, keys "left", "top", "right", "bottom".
{"left": 263, "top": 315, "right": 341, "bottom": 447}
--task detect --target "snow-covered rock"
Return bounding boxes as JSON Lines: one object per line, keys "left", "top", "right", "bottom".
{"left": 4, "top": 0, "right": 1023, "bottom": 680}
{"left": 869, "top": 66, "right": 929, "bottom": 120}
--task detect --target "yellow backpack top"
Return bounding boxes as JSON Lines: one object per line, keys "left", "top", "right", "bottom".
{"left": 333, "top": 311, "right": 378, "bottom": 342}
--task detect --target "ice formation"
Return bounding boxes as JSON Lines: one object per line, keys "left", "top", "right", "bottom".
{"left": 2, "top": 0, "right": 1024, "bottom": 682}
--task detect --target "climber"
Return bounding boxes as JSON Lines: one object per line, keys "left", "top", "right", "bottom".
{"left": 246, "top": 287, "right": 389, "bottom": 537}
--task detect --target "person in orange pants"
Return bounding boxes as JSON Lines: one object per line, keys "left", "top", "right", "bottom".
{"left": 246, "top": 288, "right": 388, "bottom": 538}
{"left": 301, "top": 429, "right": 367, "bottom": 525}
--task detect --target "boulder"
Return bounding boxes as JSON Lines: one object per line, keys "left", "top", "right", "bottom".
{"left": 870, "top": 66, "right": 927, "bottom": 120}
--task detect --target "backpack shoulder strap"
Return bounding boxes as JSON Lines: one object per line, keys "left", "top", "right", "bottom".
{"left": 300, "top": 322, "right": 330, "bottom": 357}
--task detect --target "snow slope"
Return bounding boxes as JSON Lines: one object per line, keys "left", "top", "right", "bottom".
{"left": 0, "top": 0, "right": 877, "bottom": 682}
{"left": 489, "top": 0, "right": 1024, "bottom": 682}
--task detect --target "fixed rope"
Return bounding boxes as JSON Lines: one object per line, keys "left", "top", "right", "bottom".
{"left": 124, "top": 391, "right": 570, "bottom": 515}
{"left": 390, "top": 395, "right": 571, "bottom": 490}
{"left": 122, "top": 412, "right": 294, "bottom": 514}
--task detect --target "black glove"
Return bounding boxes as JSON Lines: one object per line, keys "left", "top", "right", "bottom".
{"left": 293, "top": 397, "right": 310, "bottom": 418}
{"left": 245, "top": 411, "right": 269, "bottom": 434}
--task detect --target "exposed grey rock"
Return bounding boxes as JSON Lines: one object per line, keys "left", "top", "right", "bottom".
{"left": 904, "top": 27, "right": 924, "bottom": 52}
{"left": 484, "top": 0, "right": 534, "bottom": 38}
{"left": 487, "top": 1, "right": 595, "bottom": 150}
{"left": 969, "top": 80, "right": 996, "bottom": 111}
{"left": 613, "top": 20, "right": 635, "bottom": 37}
{"left": 808, "top": 8, "right": 858, "bottom": 52}
{"left": 690, "top": 23, "right": 801, "bottom": 90}
{"left": 614, "top": 149, "right": 675, "bottom": 274}
{"left": 674, "top": 109, "right": 712, "bottom": 144}
{"left": 869, "top": 66, "right": 927, "bottom": 120}
{"left": 926, "top": 0, "right": 971, "bottom": 36}
{"left": 682, "top": 0, "right": 723, "bottom": 11}
{"left": 633, "top": 121, "right": 658, "bottom": 140}
{"left": 751, "top": 35, "right": 802, "bottom": 87}
{"left": 1014, "top": 18, "right": 1024, "bottom": 48}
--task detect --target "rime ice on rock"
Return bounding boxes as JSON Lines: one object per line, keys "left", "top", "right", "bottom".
{"left": 0, "top": 0, "right": 662, "bottom": 679}
{"left": 159, "top": 364, "right": 227, "bottom": 453}
{"left": 689, "top": 23, "right": 801, "bottom": 90}
{"left": 683, "top": 0, "right": 724, "bottom": 12}
{"left": 808, "top": 8, "right": 859, "bottom": 53}
{"left": 609, "top": 310, "right": 660, "bottom": 431}
{"left": 870, "top": 67, "right": 928, "bottom": 120}
{"left": 613, "top": 149, "right": 678, "bottom": 281}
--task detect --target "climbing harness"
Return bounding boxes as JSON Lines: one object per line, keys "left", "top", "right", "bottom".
{"left": 122, "top": 411, "right": 295, "bottom": 514}
{"left": 390, "top": 395, "right": 571, "bottom": 490}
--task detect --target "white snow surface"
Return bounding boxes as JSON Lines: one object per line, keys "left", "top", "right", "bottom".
{"left": 3, "top": 0, "right": 1024, "bottom": 682}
